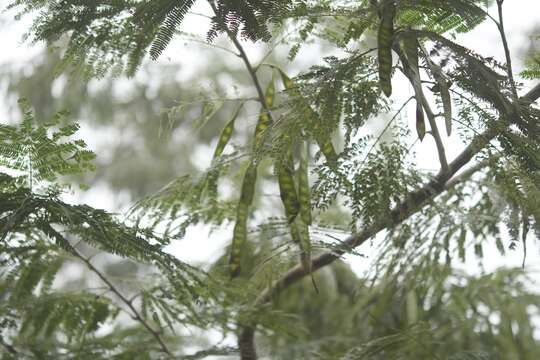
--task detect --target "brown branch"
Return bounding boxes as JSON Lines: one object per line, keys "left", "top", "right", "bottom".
{"left": 444, "top": 154, "right": 501, "bottom": 189}
{"left": 395, "top": 47, "right": 449, "bottom": 173}
{"left": 41, "top": 225, "right": 173, "bottom": 357}
{"left": 521, "top": 82, "right": 540, "bottom": 106}
{"left": 238, "top": 81, "right": 540, "bottom": 359}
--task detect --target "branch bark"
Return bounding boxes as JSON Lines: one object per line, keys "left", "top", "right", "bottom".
{"left": 206, "top": 2, "right": 539, "bottom": 357}
{"left": 395, "top": 47, "right": 449, "bottom": 173}
{"left": 207, "top": 0, "right": 272, "bottom": 116}
{"left": 237, "top": 82, "right": 540, "bottom": 359}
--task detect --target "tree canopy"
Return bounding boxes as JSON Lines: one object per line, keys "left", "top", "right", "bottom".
{"left": 1, "top": 0, "right": 540, "bottom": 359}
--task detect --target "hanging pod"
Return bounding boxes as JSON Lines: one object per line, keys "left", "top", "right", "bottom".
{"left": 229, "top": 164, "right": 258, "bottom": 278}
{"left": 212, "top": 103, "right": 244, "bottom": 160}
{"left": 277, "top": 154, "right": 300, "bottom": 224}
{"left": 378, "top": 0, "right": 396, "bottom": 97}
{"left": 229, "top": 79, "right": 275, "bottom": 277}
{"left": 297, "top": 142, "right": 312, "bottom": 225}
{"left": 253, "top": 80, "right": 275, "bottom": 149}
{"left": 425, "top": 56, "right": 453, "bottom": 135}
{"left": 400, "top": 35, "right": 430, "bottom": 142}
{"left": 296, "top": 144, "right": 313, "bottom": 273}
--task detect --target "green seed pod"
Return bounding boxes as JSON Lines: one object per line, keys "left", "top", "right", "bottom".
{"left": 212, "top": 103, "right": 243, "bottom": 159}
{"left": 378, "top": 0, "right": 396, "bottom": 97}
{"left": 229, "top": 164, "right": 258, "bottom": 278}
{"left": 277, "top": 155, "right": 300, "bottom": 223}
{"left": 297, "top": 142, "right": 312, "bottom": 225}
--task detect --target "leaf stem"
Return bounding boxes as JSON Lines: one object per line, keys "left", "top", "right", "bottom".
{"left": 43, "top": 224, "right": 173, "bottom": 357}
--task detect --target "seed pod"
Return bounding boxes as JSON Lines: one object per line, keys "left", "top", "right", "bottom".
{"left": 277, "top": 155, "right": 300, "bottom": 223}
{"left": 253, "top": 80, "right": 275, "bottom": 149}
{"left": 297, "top": 218, "right": 312, "bottom": 272}
{"left": 416, "top": 102, "right": 426, "bottom": 141}
{"left": 435, "top": 72, "right": 452, "bottom": 135}
{"left": 265, "top": 79, "right": 275, "bottom": 108}
{"left": 277, "top": 68, "right": 295, "bottom": 90}
{"left": 229, "top": 164, "right": 258, "bottom": 278}
{"left": 276, "top": 67, "right": 338, "bottom": 163}
{"left": 229, "top": 203, "right": 248, "bottom": 277}
{"left": 212, "top": 103, "right": 243, "bottom": 159}
{"left": 297, "top": 142, "right": 312, "bottom": 225}
{"left": 378, "top": 0, "right": 396, "bottom": 97}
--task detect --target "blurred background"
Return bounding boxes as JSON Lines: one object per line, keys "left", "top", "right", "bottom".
{"left": 1, "top": 1, "right": 539, "bottom": 358}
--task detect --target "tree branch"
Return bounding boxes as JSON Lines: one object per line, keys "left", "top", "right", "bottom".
{"left": 207, "top": 0, "right": 273, "bottom": 116}
{"left": 237, "top": 81, "right": 540, "bottom": 359}
{"left": 42, "top": 224, "right": 173, "bottom": 357}
{"left": 395, "top": 48, "right": 449, "bottom": 173}
{"left": 496, "top": 0, "right": 519, "bottom": 100}
{"left": 71, "top": 249, "right": 173, "bottom": 356}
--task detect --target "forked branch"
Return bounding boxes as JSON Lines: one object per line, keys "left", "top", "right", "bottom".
{"left": 237, "top": 81, "right": 540, "bottom": 358}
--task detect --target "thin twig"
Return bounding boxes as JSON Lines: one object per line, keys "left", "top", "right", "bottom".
{"left": 396, "top": 48, "right": 449, "bottom": 173}
{"left": 359, "top": 96, "right": 414, "bottom": 167}
{"left": 42, "top": 225, "right": 173, "bottom": 357}
{"left": 207, "top": 1, "right": 272, "bottom": 116}
{"left": 496, "top": 0, "right": 519, "bottom": 101}
{"left": 71, "top": 249, "right": 172, "bottom": 356}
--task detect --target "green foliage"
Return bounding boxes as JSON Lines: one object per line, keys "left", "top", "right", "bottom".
{"left": 2, "top": 0, "right": 540, "bottom": 358}
{"left": 377, "top": 0, "right": 396, "bottom": 97}
{"left": 0, "top": 99, "right": 94, "bottom": 188}
{"left": 7, "top": 0, "right": 294, "bottom": 77}
{"left": 0, "top": 105, "right": 229, "bottom": 357}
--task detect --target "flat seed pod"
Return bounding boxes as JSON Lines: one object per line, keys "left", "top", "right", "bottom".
{"left": 277, "top": 68, "right": 294, "bottom": 90}
{"left": 416, "top": 102, "right": 426, "bottom": 141}
{"left": 276, "top": 67, "right": 338, "bottom": 163}
{"left": 229, "top": 204, "right": 248, "bottom": 278}
{"left": 229, "top": 164, "right": 258, "bottom": 278}
{"left": 297, "top": 218, "right": 311, "bottom": 271}
{"left": 290, "top": 219, "right": 311, "bottom": 271}
{"left": 212, "top": 103, "right": 243, "bottom": 159}
{"left": 239, "top": 164, "right": 257, "bottom": 206}
{"left": 441, "top": 81, "right": 452, "bottom": 135}
{"left": 253, "top": 112, "right": 270, "bottom": 149}
{"left": 277, "top": 155, "right": 300, "bottom": 224}
{"left": 401, "top": 35, "right": 427, "bottom": 141}
{"left": 378, "top": 0, "right": 396, "bottom": 97}
{"left": 265, "top": 79, "right": 275, "bottom": 108}
{"left": 253, "top": 81, "right": 275, "bottom": 149}
{"left": 402, "top": 34, "right": 419, "bottom": 72}
{"left": 316, "top": 137, "right": 338, "bottom": 162}
{"left": 297, "top": 142, "right": 312, "bottom": 225}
